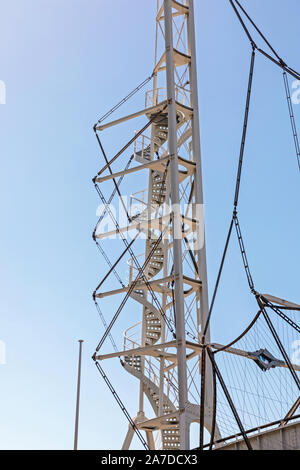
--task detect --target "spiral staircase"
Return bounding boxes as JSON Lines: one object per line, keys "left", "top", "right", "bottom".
{"left": 122, "top": 113, "right": 181, "bottom": 449}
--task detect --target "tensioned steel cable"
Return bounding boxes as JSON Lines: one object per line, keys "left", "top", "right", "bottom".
{"left": 231, "top": 0, "right": 280, "bottom": 59}
{"left": 212, "top": 309, "right": 262, "bottom": 355}
{"left": 283, "top": 72, "right": 300, "bottom": 172}
{"left": 93, "top": 154, "right": 134, "bottom": 292}
{"left": 93, "top": 235, "right": 141, "bottom": 353}
{"left": 203, "top": 5, "right": 300, "bottom": 441}
{"left": 203, "top": 48, "right": 256, "bottom": 337}
{"left": 94, "top": 105, "right": 167, "bottom": 178}
{"left": 93, "top": 116, "right": 172, "bottom": 351}
{"left": 95, "top": 361, "right": 149, "bottom": 450}
{"left": 259, "top": 297, "right": 300, "bottom": 334}
{"left": 233, "top": 213, "right": 255, "bottom": 293}
{"left": 92, "top": 129, "right": 170, "bottom": 449}
{"left": 93, "top": 188, "right": 175, "bottom": 341}
{"left": 93, "top": 235, "right": 139, "bottom": 295}
{"left": 94, "top": 301, "right": 118, "bottom": 352}
{"left": 229, "top": 0, "right": 300, "bottom": 80}
{"left": 203, "top": 218, "right": 234, "bottom": 337}
{"left": 92, "top": 173, "right": 174, "bottom": 439}
{"left": 259, "top": 305, "right": 300, "bottom": 391}
{"left": 93, "top": 150, "right": 167, "bottom": 293}
{"left": 233, "top": 48, "right": 256, "bottom": 208}
{"left": 206, "top": 1, "right": 300, "bottom": 337}
{"left": 229, "top": 0, "right": 257, "bottom": 49}
{"left": 94, "top": 72, "right": 154, "bottom": 127}
{"left": 94, "top": 230, "right": 167, "bottom": 353}
{"left": 91, "top": 72, "right": 174, "bottom": 438}
{"left": 92, "top": 156, "right": 135, "bottom": 350}
{"left": 207, "top": 348, "right": 253, "bottom": 450}
{"left": 94, "top": 129, "right": 131, "bottom": 221}
{"left": 93, "top": 153, "right": 175, "bottom": 349}
{"left": 230, "top": 1, "right": 300, "bottom": 173}
{"left": 93, "top": 154, "right": 134, "bottom": 237}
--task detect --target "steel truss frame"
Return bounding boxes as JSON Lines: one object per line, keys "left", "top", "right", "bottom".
{"left": 92, "top": 0, "right": 300, "bottom": 451}
{"left": 93, "top": 0, "right": 214, "bottom": 450}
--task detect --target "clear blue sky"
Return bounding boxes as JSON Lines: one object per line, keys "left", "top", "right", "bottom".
{"left": 0, "top": 0, "right": 299, "bottom": 450}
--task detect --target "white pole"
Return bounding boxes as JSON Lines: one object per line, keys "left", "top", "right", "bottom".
{"left": 74, "top": 339, "right": 84, "bottom": 450}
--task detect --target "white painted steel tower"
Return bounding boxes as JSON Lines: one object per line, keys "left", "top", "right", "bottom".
{"left": 93, "top": 0, "right": 215, "bottom": 450}
{"left": 92, "top": 0, "right": 300, "bottom": 451}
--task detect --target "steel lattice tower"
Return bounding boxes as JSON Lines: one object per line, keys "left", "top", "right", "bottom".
{"left": 93, "top": 0, "right": 215, "bottom": 450}
{"left": 92, "top": 0, "right": 300, "bottom": 451}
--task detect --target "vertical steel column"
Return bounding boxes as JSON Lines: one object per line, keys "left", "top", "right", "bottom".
{"left": 163, "top": 0, "right": 189, "bottom": 450}
{"left": 187, "top": 0, "right": 210, "bottom": 333}
{"left": 187, "top": 0, "right": 216, "bottom": 438}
